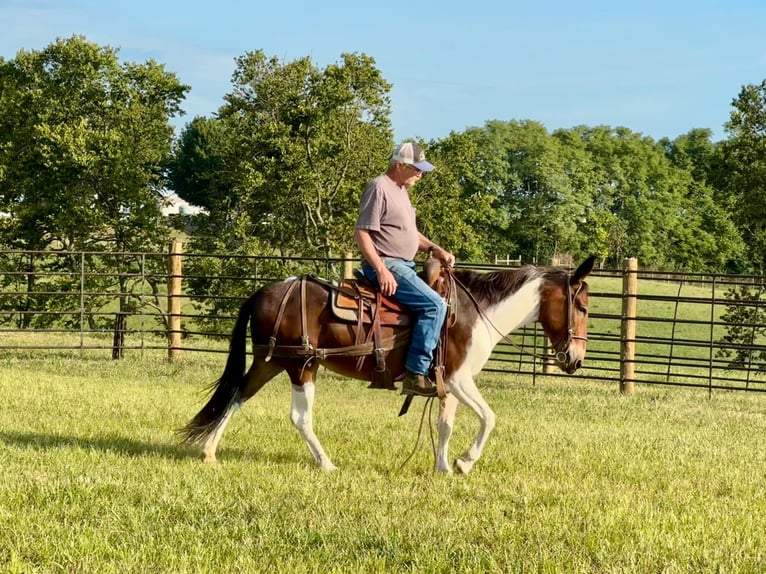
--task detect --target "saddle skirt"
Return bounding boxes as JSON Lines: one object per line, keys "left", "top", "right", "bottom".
{"left": 331, "top": 279, "right": 411, "bottom": 326}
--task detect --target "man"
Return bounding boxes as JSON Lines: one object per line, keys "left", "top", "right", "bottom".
{"left": 355, "top": 142, "right": 456, "bottom": 397}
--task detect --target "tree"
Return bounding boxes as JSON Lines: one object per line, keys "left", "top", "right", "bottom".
{"left": 0, "top": 35, "right": 189, "bottom": 327}
{"left": 461, "top": 120, "right": 588, "bottom": 264}
{"left": 171, "top": 50, "right": 392, "bottom": 261}
{"left": 0, "top": 35, "right": 188, "bottom": 252}
{"left": 563, "top": 126, "right": 735, "bottom": 270}
{"left": 717, "top": 80, "right": 766, "bottom": 272}
{"left": 710, "top": 82, "right": 766, "bottom": 361}
{"left": 409, "top": 131, "right": 498, "bottom": 262}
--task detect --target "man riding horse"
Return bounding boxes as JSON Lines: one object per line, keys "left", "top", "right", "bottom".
{"left": 354, "top": 142, "right": 455, "bottom": 397}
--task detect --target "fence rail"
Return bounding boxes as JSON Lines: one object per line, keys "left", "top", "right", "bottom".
{"left": 2, "top": 247, "right": 766, "bottom": 396}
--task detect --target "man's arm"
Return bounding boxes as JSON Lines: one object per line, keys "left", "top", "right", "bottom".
{"left": 355, "top": 228, "right": 397, "bottom": 295}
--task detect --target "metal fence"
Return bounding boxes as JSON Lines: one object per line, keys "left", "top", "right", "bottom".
{"left": 2, "top": 248, "right": 766, "bottom": 396}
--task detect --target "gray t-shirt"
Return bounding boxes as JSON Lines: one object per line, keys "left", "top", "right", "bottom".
{"left": 356, "top": 174, "right": 419, "bottom": 261}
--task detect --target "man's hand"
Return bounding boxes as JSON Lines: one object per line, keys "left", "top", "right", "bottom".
{"left": 431, "top": 246, "right": 456, "bottom": 269}
{"left": 376, "top": 266, "right": 397, "bottom": 295}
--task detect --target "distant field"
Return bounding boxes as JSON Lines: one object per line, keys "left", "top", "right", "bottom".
{"left": 2, "top": 351, "right": 765, "bottom": 573}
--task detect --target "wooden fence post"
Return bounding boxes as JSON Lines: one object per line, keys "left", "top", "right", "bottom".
{"left": 620, "top": 257, "right": 637, "bottom": 395}
{"left": 343, "top": 251, "right": 355, "bottom": 280}
{"left": 168, "top": 240, "right": 183, "bottom": 361}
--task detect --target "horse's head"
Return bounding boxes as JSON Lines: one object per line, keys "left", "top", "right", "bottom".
{"left": 538, "top": 256, "right": 596, "bottom": 374}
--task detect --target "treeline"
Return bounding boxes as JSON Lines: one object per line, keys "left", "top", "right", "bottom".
{"left": 1, "top": 35, "right": 766, "bottom": 274}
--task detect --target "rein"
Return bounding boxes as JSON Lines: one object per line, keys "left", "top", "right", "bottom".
{"left": 448, "top": 267, "right": 586, "bottom": 363}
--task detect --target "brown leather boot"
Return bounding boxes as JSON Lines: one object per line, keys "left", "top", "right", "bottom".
{"left": 401, "top": 371, "right": 437, "bottom": 397}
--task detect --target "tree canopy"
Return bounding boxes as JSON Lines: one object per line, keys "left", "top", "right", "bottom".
{"left": 169, "top": 50, "right": 392, "bottom": 260}
{"left": 0, "top": 35, "right": 188, "bottom": 253}
{"left": 2, "top": 36, "right": 765, "bottom": 275}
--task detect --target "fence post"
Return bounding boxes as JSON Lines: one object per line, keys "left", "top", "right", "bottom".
{"left": 168, "top": 240, "right": 183, "bottom": 361}
{"left": 343, "top": 251, "right": 355, "bottom": 280}
{"left": 112, "top": 312, "right": 126, "bottom": 359}
{"left": 620, "top": 257, "right": 637, "bottom": 395}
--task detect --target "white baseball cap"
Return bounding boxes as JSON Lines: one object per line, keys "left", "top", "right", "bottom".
{"left": 391, "top": 142, "right": 435, "bottom": 172}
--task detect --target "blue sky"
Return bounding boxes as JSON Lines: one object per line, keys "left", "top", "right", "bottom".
{"left": 2, "top": 0, "right": 765, "bottom": 143}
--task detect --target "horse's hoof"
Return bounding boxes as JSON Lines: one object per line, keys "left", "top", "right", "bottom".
{"left": 202, "top": 453, "right": 217, "bottom": 464}
{"left": 453, "top": 458, "right": 472, "bottom": 475}
{"left": 320, "top": 463, "right": 338, "bottom": 473}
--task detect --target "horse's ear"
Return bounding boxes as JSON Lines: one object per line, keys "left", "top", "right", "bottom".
{"left": 570, "top": 255, "right": 596, "bottom": 285}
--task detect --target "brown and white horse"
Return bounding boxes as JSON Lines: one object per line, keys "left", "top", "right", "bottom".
{"left": 181, "top": 256, "right": 595, "bottom": 474}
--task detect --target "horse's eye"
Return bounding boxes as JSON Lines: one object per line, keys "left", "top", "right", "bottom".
{"left": 578, "top": 306, "right": 587, "bottom": 316}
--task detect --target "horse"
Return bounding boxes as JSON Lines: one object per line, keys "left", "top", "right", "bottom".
{"left": 181, "top": 256, "right": 596, "bottom": 474}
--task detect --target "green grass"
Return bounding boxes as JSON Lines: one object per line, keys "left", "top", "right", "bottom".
{"left": 2, "top": 351, "right": 766, "bottom": 573}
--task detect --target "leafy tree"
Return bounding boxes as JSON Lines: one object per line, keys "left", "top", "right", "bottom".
{"left": 553, "top": 127, "right": 618, "bottom": 264}
{"left": 657, "top": 130, "right": 743, "bottom": 271}
{"left": 171, "top": 50, "right": 392, "bottom": 262}
{"left": 443, "top": 120, "right": 589, "bottom": 264}
{"left": 662, "top": 128, "right": 716, "bottom": 182}
{"left": 566, "top": 126, "right": 724, "bottom": 269}
{"left": 410, "top": 131, "right": 497, "bottom": 262}
{"left": 716, "top": 284, "right": 766, "bottom": 371}
{"left": 488, "top": 120, "right": 587, "bottom": 264}
{"left": 709, "top": 82, "right": 766, "bottom": 361}
{"left": 0, "top": 35, "right": 187, "bottom": 251}
{"left": 717, "top": 80, "right": 766, "bottom": 272}
{"left": 167, "top": 116, "right": 236, "bottom": 214}
{"left": 0, "top": 35, "right": 188, "bottom": 327}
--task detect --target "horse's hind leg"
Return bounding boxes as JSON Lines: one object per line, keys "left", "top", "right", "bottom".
{"left": 202, "top": 359, "right": 283, "bottom": 464}
{"left": 288, "top": 370, "right": 337, "bottom": 472}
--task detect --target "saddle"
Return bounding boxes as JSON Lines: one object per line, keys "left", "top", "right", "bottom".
{"left": 329, "top": 258, "right": 444, "bottom": 326}
{"left": 331, "top": 278, "right": 410, "bottom": 326}
{"left": 320, "top": 259, "right": 447, "bottom": 391}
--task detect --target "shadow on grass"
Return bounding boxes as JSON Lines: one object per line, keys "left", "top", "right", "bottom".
{"left": 0, "top": 430, "right": 303, "bottom": 465}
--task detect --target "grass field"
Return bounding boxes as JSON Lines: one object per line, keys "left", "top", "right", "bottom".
{"left": 2, "top": 349, "right": 766, "bottom": 573}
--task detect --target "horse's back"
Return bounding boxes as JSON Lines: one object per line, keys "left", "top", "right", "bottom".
{"left": 250, "top": 277, "right": 333, "bottom": 344}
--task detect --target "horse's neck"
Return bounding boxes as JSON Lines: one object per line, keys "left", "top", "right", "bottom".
{"left": 482, "top": 279, "right": 541, "bottom": 344}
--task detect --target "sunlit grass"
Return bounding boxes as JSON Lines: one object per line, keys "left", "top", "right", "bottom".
{"left": 2, "top": 351, "right": 766, "bottom": 573}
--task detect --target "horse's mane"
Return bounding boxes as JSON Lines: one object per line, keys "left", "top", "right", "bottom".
{"left": 453, "top": 265, "right": 555, "bottom": 306}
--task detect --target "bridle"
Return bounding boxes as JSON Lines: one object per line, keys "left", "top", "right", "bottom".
{"left": 548, "top": 274, "right": 588, "bottom": 363}
{"left": 451, "top": 268, "right": 587, "bottom": 363}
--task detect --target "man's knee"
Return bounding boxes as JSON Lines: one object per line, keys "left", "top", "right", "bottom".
{"left": 424, "top": 293, "right": 447, "bottom": 318}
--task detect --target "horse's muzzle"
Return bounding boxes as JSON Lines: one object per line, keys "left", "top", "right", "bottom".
{"left": 565, "top": 358, "right": 583, "bottom": 374}
{"left": 555, "top": 349, "right": 584, "bottom": 374}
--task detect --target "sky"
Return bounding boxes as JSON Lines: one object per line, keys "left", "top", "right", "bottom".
{"left": 2, "top": 0, "right": 765, "bottom": 143}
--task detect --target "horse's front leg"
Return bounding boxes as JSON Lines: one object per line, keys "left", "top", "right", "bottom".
{"left": 436, "top": 393, "right": 459, "bottom": 473}
{"left": 290, "top": 381, "right": 338, "bottom": 472}
{"left": 448, "top": 373, "right": 496, "bottom": 475}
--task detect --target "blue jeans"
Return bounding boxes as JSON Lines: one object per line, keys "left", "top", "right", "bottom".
{"left": 362, "top": 258, "right": 447, "bottom": 375}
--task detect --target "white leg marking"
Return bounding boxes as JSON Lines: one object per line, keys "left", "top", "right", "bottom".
{"left": 436, "top": 393, "right": 459, "bottom": 473}
{"left": 448, "top": 368, "right": 496, "bottom": 475}
{"left": 201, "top": 404, "right": 238, "bottom": 464}
{"left": 291, "top": 383, "right": 337, "bottom": 472}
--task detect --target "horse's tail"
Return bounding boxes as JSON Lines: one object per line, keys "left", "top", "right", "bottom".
{"left": 180, "top": 293, "right": 256, "bottom": 445}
